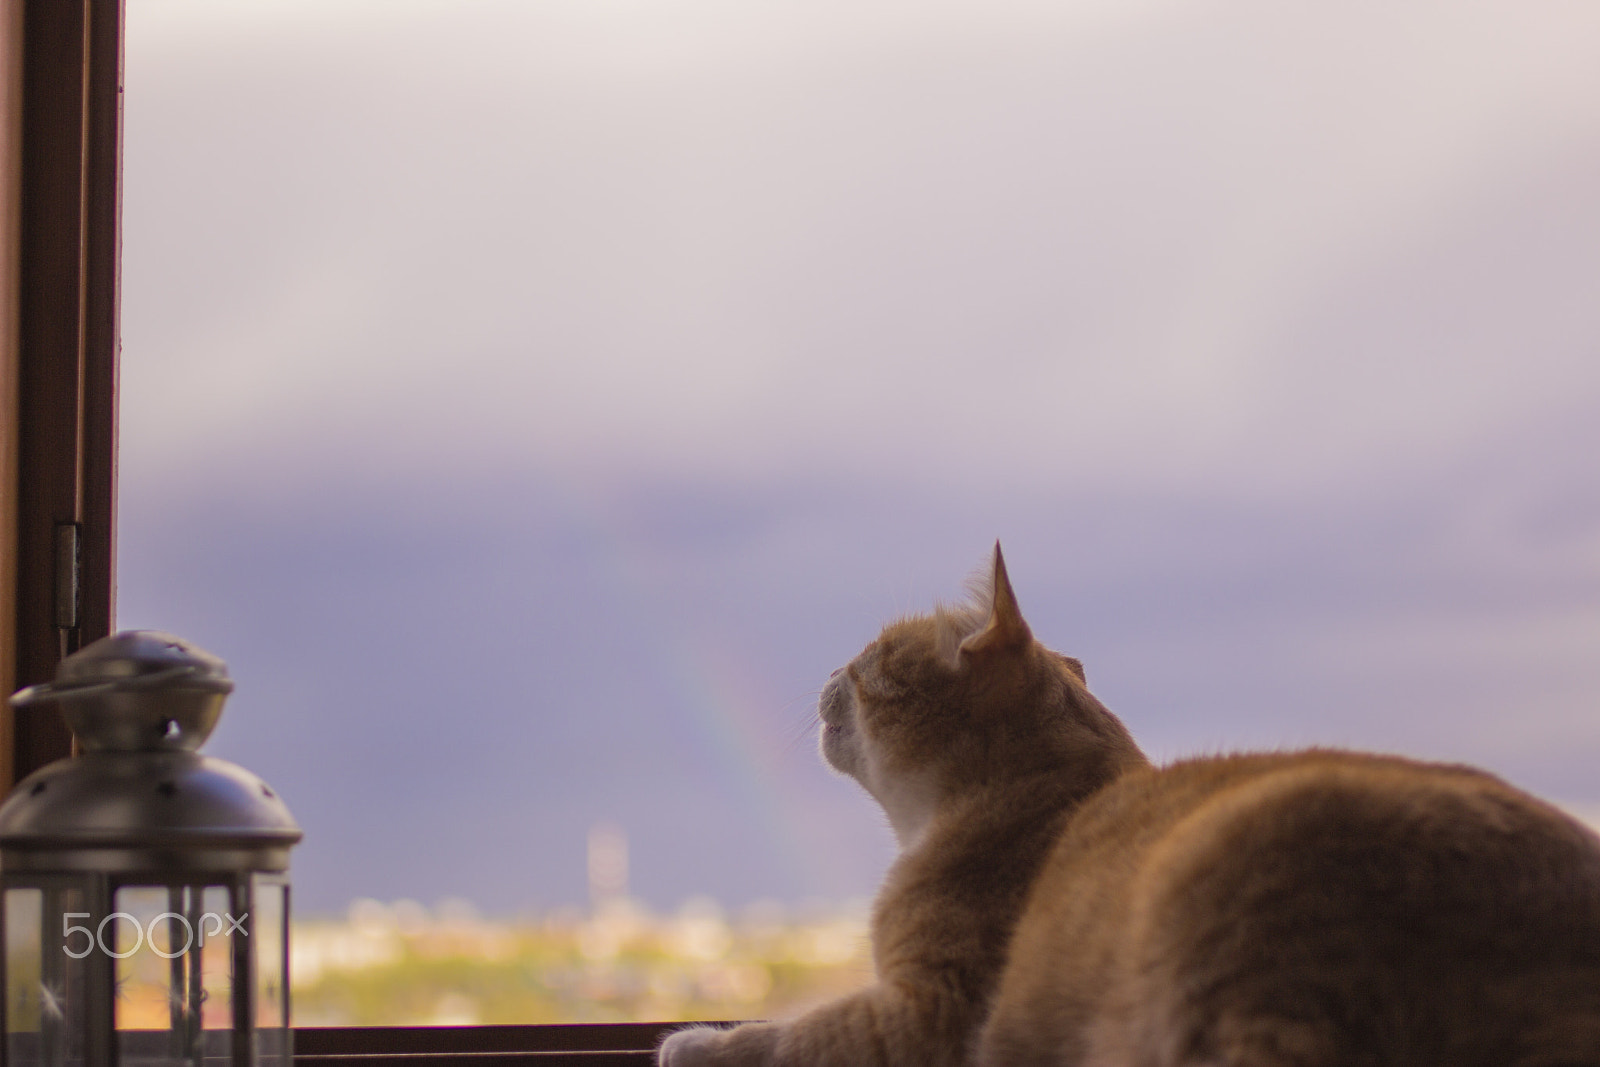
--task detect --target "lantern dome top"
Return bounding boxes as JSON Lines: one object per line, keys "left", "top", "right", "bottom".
{"left": 0, "top": 751, "right": 302, "bottom": 872}
{"left": 10, "top": 630, "right": 233, "bottom": 752}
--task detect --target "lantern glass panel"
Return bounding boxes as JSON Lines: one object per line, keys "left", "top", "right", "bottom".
{"left": 251, "top": 879, "right": 287, "bottom": 1067}
{"left": 5, "top": 885, "right": 90, "bottom": 1067}
{"left": 112, "top": 886, "right": 235, "bottom": 1067}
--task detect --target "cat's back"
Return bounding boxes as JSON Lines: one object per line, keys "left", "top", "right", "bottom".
{"left": 981, "top": 750, "right": 1600, "bottom": 1067}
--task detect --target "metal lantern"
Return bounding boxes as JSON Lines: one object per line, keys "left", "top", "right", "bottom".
{"left": 0, "top": 632, "right": 301, "bottom": 1067}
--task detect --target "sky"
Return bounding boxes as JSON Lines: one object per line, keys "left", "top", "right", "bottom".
{"left": 114, "top": 0, "right": 1600, "bottom": 916}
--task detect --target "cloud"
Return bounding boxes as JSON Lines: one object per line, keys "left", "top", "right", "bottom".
{"left": 121, "top": 2, "right": 1600, "bottom": 500}
{"left": 117, "top": 471, "right": 1600, "bottom": 910}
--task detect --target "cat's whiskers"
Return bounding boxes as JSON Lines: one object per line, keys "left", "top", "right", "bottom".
{"left": 779, "top": 688, "right": 827, "bottom": 755}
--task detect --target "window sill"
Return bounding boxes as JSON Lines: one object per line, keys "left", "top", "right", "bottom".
{"left": 294, "top": 1022, "right": 728, "bottom": 1066}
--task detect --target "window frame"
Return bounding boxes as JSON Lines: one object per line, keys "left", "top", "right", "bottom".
{"left": 3, "top": 0, "right": 121, "bottom": 791}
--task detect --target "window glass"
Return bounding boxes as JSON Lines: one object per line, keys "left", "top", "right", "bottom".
{"left": 117, "top": 0, "right": 1600, "bottom": 1023}
{"left": 252, "top": 878, "right": 288, "bottom": 1062}
{"left": 4, "top": 886, "right": 88, "bottom": 1067}
{"left": 112, "top": 885, "right": 235, "bottom": 1067}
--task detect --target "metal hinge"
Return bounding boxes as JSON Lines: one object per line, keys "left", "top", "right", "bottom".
{"left": 54, "top": 521, "right": 81, "bottom": 630}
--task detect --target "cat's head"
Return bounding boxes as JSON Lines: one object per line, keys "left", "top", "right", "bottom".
{"left": 818, "top": 543, "right": 1143, "bottom": 843}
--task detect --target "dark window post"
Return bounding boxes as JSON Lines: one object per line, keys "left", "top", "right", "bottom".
{"left": 5, "top": 0, "right": 123, "bottom": 789}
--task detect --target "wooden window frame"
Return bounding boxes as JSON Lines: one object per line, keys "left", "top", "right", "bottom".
{"left": 293, "top": 1024, "right": 668, "bottom": 1065}
{"left": 3, "top": 0, "right": 120, "bottom": 791}
{"left": 0, "top": 2, "right": 669, "bottom": 1060}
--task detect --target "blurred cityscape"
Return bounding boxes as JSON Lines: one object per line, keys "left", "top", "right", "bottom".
{"left": 289, "top": 825, "right": 872, "bottom": 1026}
{"left": 288, "top": 808, "right": 1600, "bottom": 1027}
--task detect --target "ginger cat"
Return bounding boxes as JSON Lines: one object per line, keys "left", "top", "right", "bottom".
{"left": 658, "top": 545, "right": 1600, "bottom": 1066}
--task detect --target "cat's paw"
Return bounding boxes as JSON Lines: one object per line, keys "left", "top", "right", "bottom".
{"left": 656, "top": 1024, "right": 731, "bottom": 1066}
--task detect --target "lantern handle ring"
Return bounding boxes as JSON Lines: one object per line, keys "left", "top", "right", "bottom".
{"left": 8, "top": 665, "right": 231, "bottom": 708}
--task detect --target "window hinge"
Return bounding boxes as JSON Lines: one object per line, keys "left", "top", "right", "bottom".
{"left": 54, "top": 521, "right": 81, "bottom": 630}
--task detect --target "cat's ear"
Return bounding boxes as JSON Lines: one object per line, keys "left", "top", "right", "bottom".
{"left": 959, "top": 542, "right": 1032, "bottom": 659}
